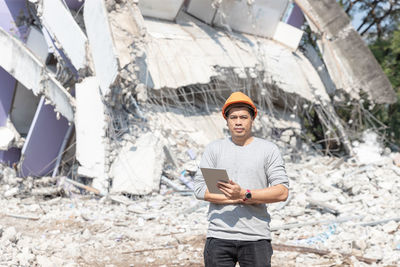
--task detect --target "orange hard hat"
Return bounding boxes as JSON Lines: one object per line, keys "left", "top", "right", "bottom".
{"left": 222, "top": 92, "right": 257, "bottom": 119}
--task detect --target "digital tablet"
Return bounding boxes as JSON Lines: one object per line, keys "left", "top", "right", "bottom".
{"left": 200, "top": 168, "right": 230, "bottom": 194}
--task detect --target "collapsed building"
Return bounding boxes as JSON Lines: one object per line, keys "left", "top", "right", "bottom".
{"left": 0, "top": 0, "right": 396, "bottom": 196}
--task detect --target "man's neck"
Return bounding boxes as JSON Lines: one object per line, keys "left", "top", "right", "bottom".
{"left": 232, "top": 135, "right": 254, "bottom": 146}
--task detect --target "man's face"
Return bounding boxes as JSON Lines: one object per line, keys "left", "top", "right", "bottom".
{"left": 226, "top": 107, "right": 254, "bottom": 140}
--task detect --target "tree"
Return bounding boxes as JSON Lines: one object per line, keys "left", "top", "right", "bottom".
{"left": 339, "top": 0, "right": 400, "bottom": 40}
{"left": 369, "top": 28, "right": 400, "bottom": 148}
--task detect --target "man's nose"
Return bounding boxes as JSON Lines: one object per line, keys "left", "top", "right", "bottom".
{"left": 235, "top": 119, "right": 242, "bottom": 125}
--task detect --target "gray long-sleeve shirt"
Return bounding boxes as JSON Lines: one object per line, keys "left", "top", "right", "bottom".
{"left": 194, "top": 137, "right": 289, "bottom": 241}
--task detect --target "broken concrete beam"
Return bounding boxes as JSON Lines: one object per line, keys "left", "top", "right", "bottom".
{"left": 104, "top": 0, "right": 149, "bottom": 105}
{"left": 110, "top": 133, "right": 165, "bottom": 195}
{"left": 39, "top": 0, "right": 91, "bottom": 74}
{"left": 83, "top": 0, "right": 119, "bottom": 96}
{"left": 75, "top": 77, "right": 108, "bottom": 194}
{"left": 294, "top": 0, "right": 396, "bottom": 104}
{"left": 0, "top": 27, "right": 75, "bottom": 121}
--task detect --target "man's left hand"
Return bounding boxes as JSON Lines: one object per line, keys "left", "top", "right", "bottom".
{"left": 217, "top": 180, "right": 246, "bottom": 200}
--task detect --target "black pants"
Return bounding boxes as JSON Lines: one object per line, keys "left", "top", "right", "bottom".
{"left": 204, "top": 237, "right": 273, "bottom": 267}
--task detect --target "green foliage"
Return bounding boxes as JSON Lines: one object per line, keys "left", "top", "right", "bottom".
{"left": 369, "top": 29, "right": 400, "bottom": 147}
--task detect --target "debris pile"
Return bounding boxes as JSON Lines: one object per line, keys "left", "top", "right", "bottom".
{"left": 270, "top": 152, "right": 400, "bottom": 266}
{"left": 1, "top": 148, "right": 399, "bottom": 266}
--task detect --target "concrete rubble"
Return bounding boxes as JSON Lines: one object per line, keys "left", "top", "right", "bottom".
{"left": 0, "top": 0, "right": 399, "bottom": 265}
{"left": 0, "top": 147, "right": 399, "bottom": 266}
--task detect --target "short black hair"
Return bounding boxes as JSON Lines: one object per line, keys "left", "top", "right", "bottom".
{"left": 225, "top": 103, "right": 255, "bottom": 119}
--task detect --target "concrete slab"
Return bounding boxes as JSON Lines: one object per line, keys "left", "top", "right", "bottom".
{"left": 143, "top": 14, "right": 330, "bottom": 103}
{"left": 296, "top": 0, "right": 396, "bottom": 103}
{"left": 75, "top": 77, "right": 108, "bottom": 194}
{"left": 0, "top": 27, "right": 75, "bottom": 121}
{"left": 84, "top": 0, "right": 119, "bottom": 96}
{"left": 41, "top": 0, "right": 89, "bottom": 72}
{"left": 110, "top": 133, "right": 164, "bottom": 195}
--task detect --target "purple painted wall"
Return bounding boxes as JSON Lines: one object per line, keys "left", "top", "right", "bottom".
{"left": 20, "top": 99, "right": 69, "bottom": 177}
{"left": 1, "top": 0, "right": 29, "bottom": 41}
{"left": 0, "top": 0, "right": 28, "bottom": 165}
{"left": 0, "top": 68, "right": 16, "bottom": 126}
{"left": 0, "top": 0, "right": 27, "bottom": 126}
{"left": 0, "top": 148, "right": 21, "bottom": 167}
{"left": 286, "top": 4, "right": 305, "bottom": 29}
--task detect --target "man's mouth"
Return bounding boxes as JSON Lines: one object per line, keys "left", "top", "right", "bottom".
{"left": 234, "top": 128, "right": 244, "bottom": 132}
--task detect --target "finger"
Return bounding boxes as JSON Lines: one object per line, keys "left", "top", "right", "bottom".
{"left": 218, "top": 184, "right": 233, "bottom": 193}
{"left": 229, "top": 180, "right": 236, "bottom": 185}
{"left": 218, "top": 187, "right": 232, "bottom": 198}
{"left": 217, "top": 182, "right": 233, "bottom": 189}
{"left": 218, "top": 186, "right": 232, "bottom": 195}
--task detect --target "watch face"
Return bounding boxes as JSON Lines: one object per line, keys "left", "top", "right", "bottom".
{"left": 245, "top": 191, "right": 252, "bottom": 199}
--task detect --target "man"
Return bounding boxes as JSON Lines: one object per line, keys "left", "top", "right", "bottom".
{"left": 194, "top": 91, "right": 289, "bottom": 267}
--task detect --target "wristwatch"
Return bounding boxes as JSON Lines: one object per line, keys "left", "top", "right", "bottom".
{"left": 243, "top": 189, "right": 252, "bottom": 201}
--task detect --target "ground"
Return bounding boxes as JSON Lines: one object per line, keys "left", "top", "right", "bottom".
{"left": 0, "top": 154, "right": 399, "bottom": 266}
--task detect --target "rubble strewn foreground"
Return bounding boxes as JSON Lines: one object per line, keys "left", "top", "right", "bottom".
{"left": 0, "top": 151, "right": 399, "bottom": 267}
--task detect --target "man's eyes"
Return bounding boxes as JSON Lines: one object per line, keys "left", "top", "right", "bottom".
{"left": 229, "top": 116, "right": 248, "bottom": 119}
